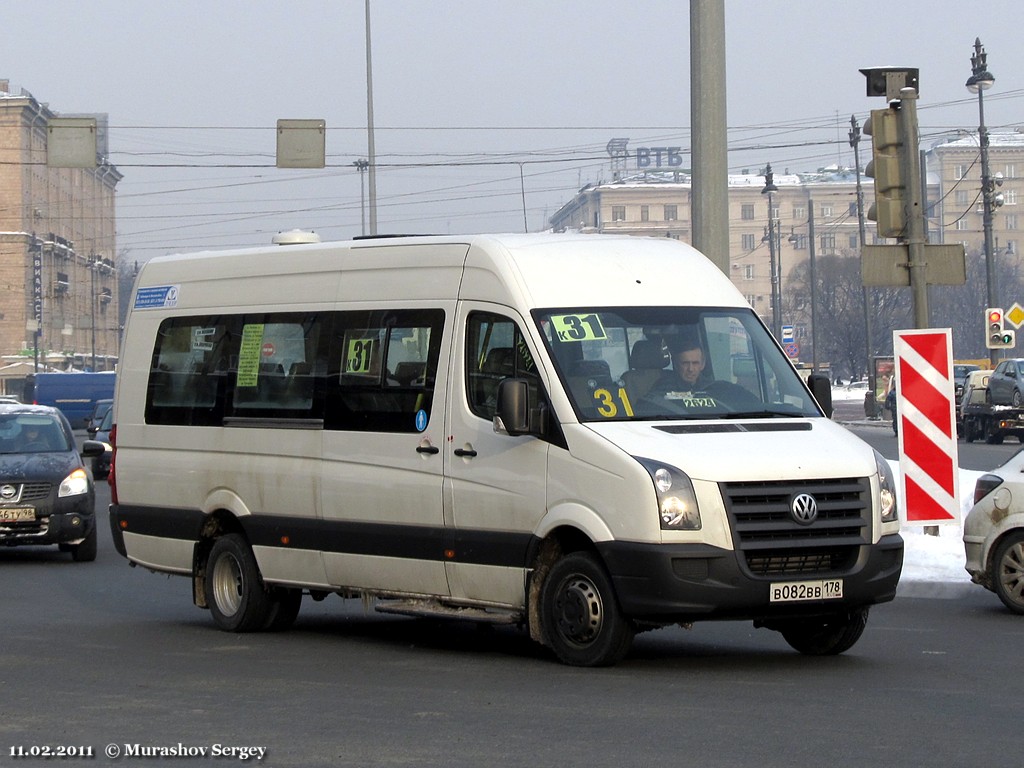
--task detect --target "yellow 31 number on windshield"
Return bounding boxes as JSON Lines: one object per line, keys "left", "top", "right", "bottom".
{"left": 593, "top": 387, "right": 634, "bottom": 418}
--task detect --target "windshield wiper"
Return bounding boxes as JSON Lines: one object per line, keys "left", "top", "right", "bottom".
{"left": 718, "top": 408, "right": 802, "bottom": 419}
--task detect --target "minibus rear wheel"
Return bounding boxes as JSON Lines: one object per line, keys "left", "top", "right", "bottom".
{"left": 539, "top": 552, "right": 634, "bottom": 666}
{"left": 205, "top": 534, "right": 273, "bottom": 632}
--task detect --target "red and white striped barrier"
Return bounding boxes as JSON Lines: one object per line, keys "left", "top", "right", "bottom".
{"left": 893, "top": 329, "right": 960, "bottom": 526}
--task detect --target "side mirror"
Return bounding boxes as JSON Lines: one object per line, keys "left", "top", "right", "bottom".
{"left": 807, "top": 373, "right": 833, "bottom": 418}
{"left": 495, "top": 378, "right": 532, "bottom": 436}
{"left": 80, "top": 440, "right": 106, "bottom": 459}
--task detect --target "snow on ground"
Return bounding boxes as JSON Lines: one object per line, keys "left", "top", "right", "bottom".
{"left": 897, "top": 466, "right": 979, "bottom": 593}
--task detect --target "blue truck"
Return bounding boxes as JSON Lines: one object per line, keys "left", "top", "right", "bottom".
{"left": 25, "top": 371, "right": 116, "bottom": 429}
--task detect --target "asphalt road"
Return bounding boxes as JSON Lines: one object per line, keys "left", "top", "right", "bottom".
{"left": 2, "top": 475, "right": 1022, "bottom": 768}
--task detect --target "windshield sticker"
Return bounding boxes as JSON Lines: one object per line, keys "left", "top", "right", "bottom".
{"left": 551, "top": 313, "right": 607, "bottom": 342}
{"left": 236, "top": 324, "right": 265, "bottom": 387}
{"left": 343, "top": 333, "right": 379, "bottom": 376}
{"left": 593, "top": 387, "right": 635, "bottom": 418}
{"left": 191, "top": 327, "right": 216, "bottom": 352}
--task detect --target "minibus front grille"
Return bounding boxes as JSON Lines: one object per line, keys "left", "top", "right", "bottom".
{"left": 720, "top": 477, "right": 870, "bottom": 577}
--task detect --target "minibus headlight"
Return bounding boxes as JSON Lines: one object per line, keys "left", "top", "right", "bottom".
{"left": 59, "top": 468, "right": 91, "bottom": 498}
{"left": 637, "top": 458, "right": 701, "bottom": 530}
{"left": 874, "top": 450, "right": 898, "bottom": 523}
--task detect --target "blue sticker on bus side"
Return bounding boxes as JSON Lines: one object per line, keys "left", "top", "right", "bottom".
{"left": 415, "top": 409, "right": 428, "bottom": 432}
{"left": 134, "top": 285, "right": 180, "bottom": 309}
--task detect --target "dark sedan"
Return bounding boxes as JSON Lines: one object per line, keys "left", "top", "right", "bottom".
{"left": 0, "top": 405, "right": 104, "bottom": 561}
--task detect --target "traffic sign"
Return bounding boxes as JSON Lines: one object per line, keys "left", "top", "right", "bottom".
{"left": 784, "top": 342, "right": 799, "bottom": 358}
{"left": 781, "top": 325, "right": 795, "bottom": 343}
{"left": 893, "top": 329, "right": 959, "bottom": 526}
{"left": 1006, "top": 302, "right": 1024, "bottom": 330}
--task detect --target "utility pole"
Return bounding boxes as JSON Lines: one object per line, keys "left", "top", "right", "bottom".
{"left": 850, "top": 115, "right": 876, "bottom": 399}
{"left": 899, "top": 87, "right": 930, "bottom": 330}
{"left": 689, "top": 0, "right": 729, "bottom": 274}
{"left": 808, "top": 198, "right": 818, "bottom": 374}
{"left": 364, "top": 0, "right": 378, "bottom": 235}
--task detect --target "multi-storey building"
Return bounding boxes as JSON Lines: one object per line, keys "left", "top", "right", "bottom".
{"left": 929, "top": 132, "right": 1024, "bottom": 259}
{"left": 549, "top": 133, "right": 1024, "bottom": 349}
{"left": 0, "top": 80, "right": 121, "bottom": 374}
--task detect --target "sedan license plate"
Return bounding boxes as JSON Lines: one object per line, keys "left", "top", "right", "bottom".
{"left": 770, "top": 579, "right": 843, "bottom": 603}
{"left": 0, "top": 507, "right": 36, "bottom": 523}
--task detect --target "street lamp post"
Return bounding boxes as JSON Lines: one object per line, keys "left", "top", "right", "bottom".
{"left": 761, "top": 164, "right": 782, "bottom": 339}
{"left": 353, "top": 159, "right": 369, "bottom": 236}
{"left": 967, "top": 37, "right": 1000, "bottom": 367}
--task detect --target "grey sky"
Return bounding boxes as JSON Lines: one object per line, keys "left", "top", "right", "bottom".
{"left": 4, "top": 0, "right": 1023, "bottom": 258}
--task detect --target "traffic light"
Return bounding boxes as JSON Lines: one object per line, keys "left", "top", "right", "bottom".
{"left": 986, "top": 307, "right": 1016, "bottom": 349}
{"left": 864, "top": 105, "right": 907, "bottom": 239}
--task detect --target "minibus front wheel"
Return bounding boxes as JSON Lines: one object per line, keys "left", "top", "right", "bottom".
{"left": 205, "top": 533, "right": 275, "bottom": 632}
{"left": 539, "top": 552, "right": 634, "bottom": 666}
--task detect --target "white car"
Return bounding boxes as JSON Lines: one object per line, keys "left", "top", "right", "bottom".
{"left": 964, "top": 451, "right": 1024, "bottom": 613}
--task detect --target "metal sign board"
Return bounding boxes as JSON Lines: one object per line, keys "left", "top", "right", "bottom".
{"left": 276, "top": 119, "right": 326, "bottom": 169}
{"left": 861, "top": 244, "right": 966, "bottom": 287}
{"left": 47, "top": 117, "right": 98, "bottom": 168}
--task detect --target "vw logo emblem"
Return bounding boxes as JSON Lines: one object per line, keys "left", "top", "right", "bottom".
{"left": 790, "top": 493, "right": 818, "bottom": 525}
{"left": 0, "top": 484, "right": 16, "bottom": 501}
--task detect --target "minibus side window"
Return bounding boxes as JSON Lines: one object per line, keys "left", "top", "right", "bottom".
{"left": 466, "top": 312, "right": 541, "bottom": 421}
{"left": 324, "top": 309, "right": 444, "bottom": 433}
{"left": 146, "top": 317, "right": 234, "bottom": 426}
{"left": 231, "top": 316, "right": 323, "bottom": 415}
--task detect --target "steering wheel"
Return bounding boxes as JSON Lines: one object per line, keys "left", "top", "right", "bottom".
{"left": 703, "top": 380, "right": 763, "bottom": 410}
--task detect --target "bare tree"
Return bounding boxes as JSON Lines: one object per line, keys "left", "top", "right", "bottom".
{"left": 784, "top": 252, "right": 910, "bottom": 380}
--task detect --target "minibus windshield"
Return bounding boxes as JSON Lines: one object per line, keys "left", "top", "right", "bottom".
{"left": 534, "top": 306, "right": 822, "bottom": 422}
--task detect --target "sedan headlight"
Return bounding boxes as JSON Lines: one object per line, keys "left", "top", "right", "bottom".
{"left": 874, "top": 450, "right": 898, "bottom": 523}
{"left": 636, "top": 458, "right": 701, "bottom": 530}
{"left": 58, "top": 468, "right": 91, "bottom": 498}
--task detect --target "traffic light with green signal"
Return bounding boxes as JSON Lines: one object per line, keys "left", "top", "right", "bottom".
{"left": 986, "top": 307, "right": 1016, "bottom": 349}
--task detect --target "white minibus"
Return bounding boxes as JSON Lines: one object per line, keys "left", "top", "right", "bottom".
{"left": 109, "top": 233, "right": 902, "bottom": 666}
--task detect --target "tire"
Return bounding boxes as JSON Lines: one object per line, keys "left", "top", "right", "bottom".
{"left": 777, "top": 607, "right": 869, "bottom": 655}
{"left": 990, "top": 532, "right": 1024, "bottom": 615}
{"left": 539, "top": 552, "right": 634, "bottom": 666}
{"left": 264, "top": 588, "right": 302, "bottom": 631}
{"left": 986, "top": 427, "right": 1005, "bottom": 445}
{"left": 70, "top": 524, "right": 97, "bottom": 563}
{"left": 964, "top": 419, "right": 975, "bottom": 443}
{"left": 1014, "top": 390, "right": 1023, "bottom": 408}
{"left": 204, "top": 534, "right": 274, "bottom": 632}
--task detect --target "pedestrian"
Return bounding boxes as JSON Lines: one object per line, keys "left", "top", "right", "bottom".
{"left": 885, "top": 378, "right": 897, "bottom": 436}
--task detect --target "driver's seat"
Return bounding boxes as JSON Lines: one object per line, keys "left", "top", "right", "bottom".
{"left": 622, "top": 340, "right": 669, "bottom": 401}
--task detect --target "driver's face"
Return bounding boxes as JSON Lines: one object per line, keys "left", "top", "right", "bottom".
{"left": 676, "top": 348, "right": 705, "bottom": 385}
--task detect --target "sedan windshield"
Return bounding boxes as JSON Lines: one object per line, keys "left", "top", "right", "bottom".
{"left": 534, "top": 306, "right": 821, "bottom": 421}
{"left": 0, "top": 414, "right": 72, "bottom": 454}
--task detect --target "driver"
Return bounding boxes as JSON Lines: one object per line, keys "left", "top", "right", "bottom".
{"left": 21, "top": 425, "right": 46, "bottom": 450}
{"left": 658, "top": 336, "right": 711, "bottom": 394}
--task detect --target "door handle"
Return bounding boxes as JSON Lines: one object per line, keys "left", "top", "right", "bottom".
{"left": 416, "top": 444, "right": 440, "bottom": 454}
{"left": 453, "top": 447, "right": 478, "bottom": 457}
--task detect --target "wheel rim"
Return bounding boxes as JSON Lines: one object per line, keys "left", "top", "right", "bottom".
{"left": 553, "top": 575, "right": 603, "bottom": 647}
{"left": 999, "top": 541, "right": 1024, "bottom": 607}
{"left": 211, "top": 552, "right": 244, "bottom": 617}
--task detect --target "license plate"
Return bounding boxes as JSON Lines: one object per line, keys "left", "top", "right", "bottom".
{"left": 770, "top": 579, "right": 843, "bottom": 603}
{"left": 0, "top": 508, "right": 36, "bottom": 523}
